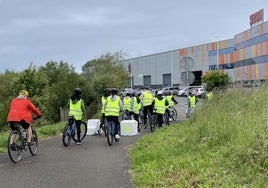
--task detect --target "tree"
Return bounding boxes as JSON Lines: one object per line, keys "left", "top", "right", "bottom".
{"left": 82, "top": 51, "right": 128, "bottom": 104}
{"left": 201, "top": 71, "right": 230, "bottom": 91}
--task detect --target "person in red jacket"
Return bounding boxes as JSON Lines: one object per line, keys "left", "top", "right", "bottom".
{"left": 7, "top": 90, "right": 41, "bottom": 145}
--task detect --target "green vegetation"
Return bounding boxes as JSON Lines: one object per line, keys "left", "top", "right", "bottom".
{"left": 129, "top": 87, "right": 268, "bottom": 187}
{"left": 202, "top": 70, "right": 230, "bottom": 91}
{"left": 0, "top": 86, "right": 267, "bottom": 186}
{"left": 0, "top": 52, "right": 128, "bottom": 131}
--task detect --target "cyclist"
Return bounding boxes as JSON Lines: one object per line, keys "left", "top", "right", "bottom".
{"left": 68, "top": 88, "right": 86, "bottom": 145}
{"left": 164, "top": 90, "right": 178, "bottom": 124}
{"left": 104, "top": 88, "right": 123, "bottom": 139}
{"left": 151, "top": 90, "right": 169, "bottom": 127}
{"left": 188, "top": 92, "right": 198, "bottom": 117}
{"left": 140, "top": 86, "right": 154, "bottom": 128}
{"left": 122, "top": 91, "right": 132, "bottom": 119}
{"left": 130, "top": 91, "right": 141, "bottom": 127}
{"left": 100, "top": 88, "right": 110, "bottom": 130}
{"left": 7, "top": 90, "right": 41, "bottom": 146}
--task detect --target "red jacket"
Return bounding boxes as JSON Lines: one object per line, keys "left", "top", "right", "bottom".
{"left": 7, "top": 97, "right": 41, "bottom": 124}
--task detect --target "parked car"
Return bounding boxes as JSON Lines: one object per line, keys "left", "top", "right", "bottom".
{"left": 177, "top": 86, "right": 204, "bottom": 97}
{"left": 159, "top": 86, "right": 179, "bottom": 95}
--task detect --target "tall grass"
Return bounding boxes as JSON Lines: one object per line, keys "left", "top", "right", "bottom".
{"left": 129, "top": 87, "right": 268, "bottom": 187}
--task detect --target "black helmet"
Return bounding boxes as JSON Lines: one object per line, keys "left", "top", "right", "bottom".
{"left": 111, "top": 88, "right": 118, "bottom": 95}
{"left": 164, "top": 90, "right": 171, "bottom": 96}
{"left": 73, "top": 88, "right": 82, "bottom": 95}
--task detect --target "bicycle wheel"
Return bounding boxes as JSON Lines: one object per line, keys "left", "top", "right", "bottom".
{"left": 72, "top": 121, "right": 87, "bottom": 142}
{"left": 29, "top": 128, "right": 38, "bottom": 156}
{"left": 171, "top": 108, "right": 177, "bottom": 121}
{"left": 150, "top": 114, "right": 157, "bottom": 132}
{"left": 106, "top": 122, "right": 113, "bottom": 146}
{"left": 8, "top": 130, "right": 23, "bottom": 163}
{"left": 62, "top": 125, "right": 72, "bottom": 147}
{"left": 163, "top": 111, "right": 169, "bottom": 125}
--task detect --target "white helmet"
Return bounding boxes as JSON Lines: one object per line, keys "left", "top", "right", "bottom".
{"left": 157, "top": 90, "right": 163, "bottom": 95}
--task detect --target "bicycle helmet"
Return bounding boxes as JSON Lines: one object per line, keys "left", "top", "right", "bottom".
{"left": 111, "top": 88, "right": 118, "bottom": 95}
{"left": 103, "top": 88, "right": 110, "bottom": 97}
{"left": 164, "top": 90, "right": 171, "bottom": 96}
{"left": 73, "top": 88, "right": 82, "bottom": 95}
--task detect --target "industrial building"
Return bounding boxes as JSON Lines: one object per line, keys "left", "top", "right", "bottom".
{"left": 122, "top": 9, "right": 268, "bottom": 89}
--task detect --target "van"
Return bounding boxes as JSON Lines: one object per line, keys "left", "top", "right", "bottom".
{"left": 177, "top": 86, "right": 204, "bottom": 97}
{"left": 159, "top": 86, "right": 179, "bottom": 95}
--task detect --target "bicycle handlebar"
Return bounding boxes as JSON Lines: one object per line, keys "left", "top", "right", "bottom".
{"left": 33, "top": 115, "right": 41, "bottom": 120}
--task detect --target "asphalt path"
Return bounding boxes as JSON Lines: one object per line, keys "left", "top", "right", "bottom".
{"left": 0, "top": 96, "right": 190, "bottom": 188}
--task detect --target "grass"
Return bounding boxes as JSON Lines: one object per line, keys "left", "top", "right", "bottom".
{"left": 0, "top": 87, "right": 267, "bottom": 187}
{"left": 129, "top": 87, "right": 268, "bottom": 187}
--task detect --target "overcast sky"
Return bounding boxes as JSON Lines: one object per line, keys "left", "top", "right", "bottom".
{"left": 1, "top": 0, "right": 268, "bottom": 73}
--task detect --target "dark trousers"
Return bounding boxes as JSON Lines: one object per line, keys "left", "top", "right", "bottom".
{"left": 106, "top": 116, "right": 120, "bottom": 135}
{"left": 143, "top": 105, "right": 153, "bottom": 125}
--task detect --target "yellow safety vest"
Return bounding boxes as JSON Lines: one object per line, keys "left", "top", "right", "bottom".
{"left": 101, "top": 96, "right": 107, "bottom": 113}
{"left": 123, "top": 97, "right": 131, "bottom": 111}
{"left": 206, "top": 92, "right": 213, "bottom": 101}
{"left": 142, "top": 91, "right": 153, "bottom": 107}
{"left": 188, "top": 96, "right": 196, "bottom": 108}
{"left": 69, "top": 99, "right": 83, "bottom": 120}
{"left": 166, "top": 95, "right": 174, "bottom": 107}
{"left": 154, "top": 98, "right": 166, "bottom": 114}
{"left": 133, "top": 97, "right": 141, "bottom": 114}
{"left": 105, "top": 96, "right": 120, "bottom": 116}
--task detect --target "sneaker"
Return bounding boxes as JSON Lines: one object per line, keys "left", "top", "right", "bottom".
{"left": 76, "top": 142, "right": 82, "bottom": 145}
{"left": 115, "top": 134, "right": 120, "bottom": 139}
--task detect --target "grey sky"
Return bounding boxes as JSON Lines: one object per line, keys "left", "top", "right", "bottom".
{"left": 1, "top": 0, "right": 267, "bottom": 73}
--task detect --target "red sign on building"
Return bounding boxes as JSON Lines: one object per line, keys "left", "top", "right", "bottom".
{"left": 250, "top": 9, "right": 264, "bottom": 27}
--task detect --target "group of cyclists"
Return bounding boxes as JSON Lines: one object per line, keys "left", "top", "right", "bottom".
{"left": 100, "top": 86, "right": 179, "bottom": 136}
{"left": 6, "top": 86, "right": 199, "bottom": 150}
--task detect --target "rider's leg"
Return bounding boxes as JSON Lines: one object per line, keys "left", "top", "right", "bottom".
{"left": 76, "top": 120, "right": 81, "bottom": 142}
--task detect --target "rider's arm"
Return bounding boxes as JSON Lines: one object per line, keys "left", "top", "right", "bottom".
{"left": 28, "top": 100, "right": 41, "bottom": 117}
{"left": 172, "top": 96, "right": 178, "bottom": 104}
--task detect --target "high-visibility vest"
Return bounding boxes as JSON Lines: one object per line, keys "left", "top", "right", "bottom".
{"left": 206, "top": 92, "right": 213, "bottom": 100}
{"left": 166, "top": 95, "right": 174, "bottom": 107}
{"left": 154, "top": 98, "right": 166, "bottom": 114}
{"left": 133, "top": 97, "right": 141, "bottom": 114}
{"left": 188, "top": 96, "right": 196, "bottom": 108}
{"left": 69, "top": 99, "right": 83, "bottom": 120}
{"left": 105, "top": 96, "right": 120, "bottom": 116}
{"left": 142, "top": 91, "right": 153, "bottom": 107}
{"left": 123, "top": 97, "right": 131, "bottom": 111}
{"left": 101, "top": 96, "right": 107, "bottom": 113}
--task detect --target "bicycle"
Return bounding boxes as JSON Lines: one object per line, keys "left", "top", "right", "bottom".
{"left": 7, "top": 117, "right": 39, "bottom": 163}
{"left": 105, "top": 119, "right": 120, "bottom": 146}
{"left": 62, "top": 115, "right": 87, "bottom": 146}
{"left": 164, "top": 106, "right": 178, "bottom": 125}
{"left": 139, "top": 108, "right": 155, "bottom": 132}
{"left": 121, "top": 110, "right": 131, "bottom": 120}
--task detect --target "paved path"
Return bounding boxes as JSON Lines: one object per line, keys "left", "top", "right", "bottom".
{"left": 0, "top": 96, "right": 193, "bottom": 188}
